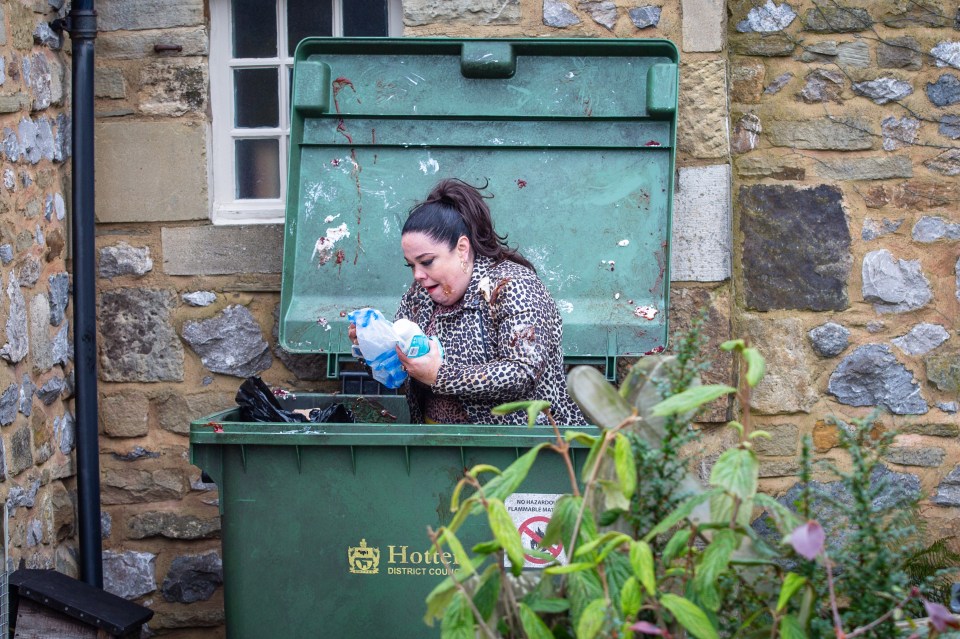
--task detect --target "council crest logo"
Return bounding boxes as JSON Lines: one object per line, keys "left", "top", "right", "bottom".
{"left": 348, "top": 539, "right": 380, "bottom": 574}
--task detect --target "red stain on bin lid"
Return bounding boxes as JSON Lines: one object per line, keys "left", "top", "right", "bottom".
{"left": 516, "top": 179, "right": 527, "bottom": 189}
{"left": 645, "top": 140, "right": 661, "bottom": 146}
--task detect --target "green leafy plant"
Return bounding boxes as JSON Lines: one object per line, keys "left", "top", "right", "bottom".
{"left": 423, "top": 336, "right": 960, "bottom": 638}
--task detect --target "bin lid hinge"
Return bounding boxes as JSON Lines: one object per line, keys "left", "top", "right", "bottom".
{"left": 605, "top": 332, "right": 618, "bottom": 383}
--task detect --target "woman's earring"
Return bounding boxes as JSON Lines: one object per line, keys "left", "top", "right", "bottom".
{"left": 461, "top": 259, "right": 468, "bottom": 274}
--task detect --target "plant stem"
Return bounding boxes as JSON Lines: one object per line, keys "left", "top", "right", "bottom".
{"left": 546, "top": 409, "right": 581, "bottom": 498}
{"left": 825, "top": 559, "right": 846, "bottom": 638}
{"left": 428, "top": 527, "right": 499, "bottom": 639}
{"left": 845, "top": 591, "right": 916, "bottom": 638}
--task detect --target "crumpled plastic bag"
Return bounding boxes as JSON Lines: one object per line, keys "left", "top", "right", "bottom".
{"left": 235, "top": 377, "right": 355, "bottom": 423}
{"left": 347, "top": 308, "right": 407, "bottom": 389}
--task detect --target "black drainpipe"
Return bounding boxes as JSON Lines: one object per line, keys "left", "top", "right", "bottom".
{"left": 59, "top": 0, "right": 102, "bottom": 588}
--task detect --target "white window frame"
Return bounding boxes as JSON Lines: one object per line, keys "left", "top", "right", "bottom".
{"left": 209, "top": 0, "right": 403, "bottom": 225}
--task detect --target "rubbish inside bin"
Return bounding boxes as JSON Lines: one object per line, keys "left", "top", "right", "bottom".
{"left": 235, "top": 377, "right": 354, "bottom": 423}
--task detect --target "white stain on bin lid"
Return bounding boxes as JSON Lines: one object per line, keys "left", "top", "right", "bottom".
{"left": 324, "top": 214, "right": 340, "bottom": 223}
{"left": 556, "top": 300, "right": 574, "bottom": 314}
{"left": 634, "top": 305, "right": 658, "bottom": 320}
{"left": 419, "top": 157, "right": 440, "bottom": 174}
{"left": 313, "top": 223, "right": 351, "bottom": 266}
{"left": 618, "top": 239, "right": 630, "bottom": 247}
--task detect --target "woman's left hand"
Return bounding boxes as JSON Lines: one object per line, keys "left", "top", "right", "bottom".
{"left": 397, "top": 343, "right": 442, "bottom": 386}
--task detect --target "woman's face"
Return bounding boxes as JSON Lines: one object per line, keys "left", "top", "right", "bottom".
{"left": 401, "top": 232, "right": 472, "bottom": 307}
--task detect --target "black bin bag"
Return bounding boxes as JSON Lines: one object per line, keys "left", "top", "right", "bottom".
{"left": 236, "top": 377, "right": 354, "bottom": 424}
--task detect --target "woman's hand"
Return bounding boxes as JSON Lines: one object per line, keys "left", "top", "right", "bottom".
{"left": 397, "top": 343, "right": 441, "bottom": 387}
{"left": 348, "top": 323, "right": 359, "bottom": 346}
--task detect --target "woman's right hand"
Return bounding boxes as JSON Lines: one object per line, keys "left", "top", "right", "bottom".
{"left": 348, "top": 322, "right": 359, "bottom": 346}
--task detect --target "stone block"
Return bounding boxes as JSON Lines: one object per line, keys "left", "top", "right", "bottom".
{"left": 161, "top": 552, "right": 222, "bottom": 603}
{"left": 925, "top": 349, "right": 960, "bottom": 393}
{"left": 95, "top": 120, "right": 207, "bottom": 222}
{"left": 44, "top": 484, "right": 73, "bottom": 542}
{"left": 543, "top": 0, "right": 581, "bottom": 27}
{"left": 734, "top": 154, "right": 805, "bottom": 180}
{"left": 98, "top": 288, "right": 184, "bottom": 382}
{"left": 764, "top": 72, "right": 793, "bottom": 95}
{"left": 101, "top": 467, "right": 189, "bottom": 505}
{"left": 758, "top": 459, "right": 801, "bottom": 478}
{"left": 9, "top": 424, "right": 33, "bottom": 476}
{"left": 891, "top": 323, "right": 949, "bottom": 356}
{"left": 98, "top": 241, "right": 153, "bottom": 279}
{"left": 799, "top": 68, "right": 844, "bottom": 103}
{"left": 900, "top": 423, "right": 960, "bottom": 438}
{"left": 139, "top": 60, "right": 207, "bottom": 117}
{"left": 403, "top": 0, "right": 520, "bottom": 26}
{"left": 740, "top": 184, "right": 850, "bottom": 312}
{"left": 154, "top": 391, "right": 235, "bottom": 435}
{"left": 579, "top": 1, "right": 617, "bottom": 30}
{"left": 803, "top": 6, "right": 872, "bottom": 32}
{"left": 161, "top": 225, "right": 284, "bottom": 275}
{"left": 752, "top": 423, "right": 799, "bottom": 457}
{"left": 881, "top": 116, "right": 920, "bottom": 151}
{"left": 95, "top": 67, "right": 126, "bottom": 99}
{"left": 808, "top": 322, "right": 849, "bottom": 358}
{"left": 877, "top": 0, "right": 951, "bottom": 28}
{"left": 767, "top": 117, "right": 875, "bottom": 150}
{"left": 102, "top": 550, "right": 156, "bottom": 600}
{"left": 743, "top": 315, "right": 818, "bottom": 414}
{"left": 101, "top": 391, "right": 150, "bottom": 438}
{"left": 925, "top": 149, "right": 960, "bottom": 176}
{"left": 878, "top": 37, "right": 922, "bottom": 69}
{"left": 885, "top": 447, "right": 946, "bottom": 468}
{"left": 926, "top": 74, "right": 960, "bottom": 107}
{"left": 671, "top": 164, "right": 731, "bottom": 282}
{"left": 813, "top": 157, "right": 912, "bottom": 181}
{"left": 932, "top": 42, "right": 960, "bottom": 70}
{"left": 1, "top": 274, "right": 28, "bottom": 364}
{"left": 678, "top": 60, "right": 728, "bottom": 158}
{"left": 628, "top": 6, "right": 660, "bottom": 29}
{"left": 681, "top": 0, "right": 725, "bottom": 52}
{"left": 182, "top": 305, "right": 272, "bottom": 378}
{"left": 97, "top": 0, "right": 204, "bottom": 31}
{"left": 813, "top": 420, "right": 839, "bottom": 452}
{"left": 127, "top": 511, "right": 220, "bottom": 540}
{"left": 730, "top": 33, "right": 794, "bottom": 57}
{"left": 734, "top": 0, "right": 797, "bottom": 32}
{"left": 31, "top": 412, "right": 52, "bottom": 465}
{"left": 933, "top": 466, "right": 960, "bottom": 506}
{"left": 828, "top": 344, "right": 928, "bottom": 414}
{"left": 862, "top": 249, "right": 932, "bottom": 314}
{"left": 852, "top": 77, "right": 913, "bottom": 105}
{"left": 893, "top": 180, "right": 960, "bottom": 210}
{"left": 731, "top": 58, "right": 765, "bottom": 104}
{"left": 731, "top": 113, "right": 761, "bottom": 154}
{"left": 96, "top": 27, "right": 208, "bottom": 60}
{"left": 150, "top": 608, "right": 224, "bottom": 630}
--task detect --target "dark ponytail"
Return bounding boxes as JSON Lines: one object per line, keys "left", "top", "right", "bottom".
{"left": 402, "top": 178, "right": 536, "bottom": 272}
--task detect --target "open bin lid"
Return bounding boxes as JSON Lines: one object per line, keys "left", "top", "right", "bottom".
{"left": 279, "top": 38, "right": 679, "bottom": 375}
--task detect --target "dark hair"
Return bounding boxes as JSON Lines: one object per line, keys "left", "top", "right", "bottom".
{"left": 402, "top": 178, "right": 535, "bottom": 272}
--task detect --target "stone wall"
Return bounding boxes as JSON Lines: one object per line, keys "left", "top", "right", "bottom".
{"left": 89, "top": 0, "right": 960, "bottom": 636}
{"left": 0, "top": 0, "right": 77, "bottom": 586}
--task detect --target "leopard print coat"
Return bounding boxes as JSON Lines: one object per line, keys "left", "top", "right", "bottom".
{"left": 396, "top": 255, "right": 586, "bottom": 426}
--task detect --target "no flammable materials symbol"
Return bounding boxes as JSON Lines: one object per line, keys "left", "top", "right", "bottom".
{"left": 348, "top": 538, "right": 380, "bottom": 574}
{"left": 518, "top": 516, "right": 562, "bottom": 565}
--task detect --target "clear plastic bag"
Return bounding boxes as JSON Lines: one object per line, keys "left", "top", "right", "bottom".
{"left": 347, "top": 308, "right": 407, "bottom": 389}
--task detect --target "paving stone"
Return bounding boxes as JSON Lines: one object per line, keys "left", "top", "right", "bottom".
{"left": 862, "top": 218, "right": 903, "bottom": 241}
{"left": 828, "top": 344, "right": 928, "bottom": 414}
{"left": 878, "top": 36, "right": 922, "bottom": 70}
{"left": 628, "top": 6, "right": 660, "bottom": 28}
{"left": 128, "top": 511, "right": 220, "bottom": 540}
{"left": 741, "top": 184, "right": 850, "bottom": 311}
{"left": 892, "top": 323, "right": 950, "bottom": 355}
{"left": 925, "top": 349, "right": 960, "bottom": 393}
{"left": 181, "top": 305, "right": 272, "bottom": 378}
{"left": 804, "top": 6, "right": 872, "bottom": 32}
{"left": 881, "top": 116, "right": 920, "bottom": 150}
{"left": 161, "top": 552, "right": 222, "bottom": 603}
{"left": 98, "top": 288, "right": 184, "bottom": 382}
{"left": 861, "top": 249, "right": 932, "bottom": 314}
{"left": 885, "top": 447, "right": 946, "bottom": 467}
{"left": 543, "top": 0, "right": 581, "bottom": 26}
{"left": 767, "top": 117, "right": 874, "bottom": 150}
{"left": 102, "top": 550, "right": 156, "bottom": 600}
{"left": 743, "top": 315, "right": 818, "bottom": 414}
{"left": 98, "top": 241, "right": 153, "bottom": 279}
{"left": 852, "top": 77, "right": 913, "bottom": 104}
{"left": 809, "top": 322, "right": 850, "bottom": 358}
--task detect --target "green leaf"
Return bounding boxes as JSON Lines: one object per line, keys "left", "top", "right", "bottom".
{"left": 777, "top": 573, "right": 807, "bottom": 613}
{"left": 629, "top": 540, "right": 656, "bottom": 595}
{"left": 644, "top": 489, "right": 721, "bottom": 542}
{"left": 472, "top": 564, "right": 501, "bottom": 621}
{"left": 659, "top": 593, "right": 719, "bottom": 639}
{"left": 779, "top": 614, "right": 806, "bottom": 639}
{"left": 471, "top": 540, "right": 501, "bottom": 555}
{"left": 651, "top": 385, "right": 737, "bottom": 417}
{"left": 598, "top": 508, "right": 624, "bottom": 527}
{"left": 544, "top": 561, "right": 597, "bottom": 575}
{"left": 525, "top": 598, "right": 570, "bottom": 614}
{"left": 620, "top": 576, "right": 642, "bottom": 618}
{"left": 487, "top": 498, "right": 525, "bottom": 576}
{"left": 467, "top": 464, "right": 501, "bottom": 478}
{"left": 518, "top": 603, "right": 556, "bottom": 639}
{"left": 709, "top": 448, "right": 758, "bottom": 501}
{"left": 424, "top": 576, "right": 458, "bottom": 626}
{"left": 580, "top": 436, "right": 607, "bottom": 485}
{"left": 564, "top": 430, "right": 598, "bottom": 446}
{"left": 727, "top": 420, "right": 744, "bottom": 438}
{"left": 662, "top": 529, "right": 692, "bottom": 565}
{"left": 475, "top": 443, "right": 548, "bottom": 510}
{"left": 720, "top": 339, "right": 745, "bottom": 352}
{"left": 614, "top": 434, "right": 637, "bottom": 500}
{"left": 598, "top": 479, "right": 631, "bottom": 512}
{"left": 567, "top": 365, "right": 634, "bottom": 430}
{"left": 576, "top": 599, "right": 608, "bottom": 639}
{"left": 742, "top": 347, "right": 766, "bottom": 387}
{"left": 567, "top": 563, "right": 604, "bottom": 627}
{"left": 540, "top": 495, "right": 580, "bottom": 550}
{"left": 753, "top": 493, "right": 803, "bottom": 536}
{"left": 450, "top": 479, "right": 468, "bottom": 513}
{"left": 437, "top": 528, "right": 475, "bottom": 577}
{"left": 691, "top": 529, "right": 737, "bottom": 612}
{"left": 440, "top": 591, "right": 474, "bottom": 639}
{"left": 491, "top": 400, "right": 547, "bottom": 418}
{"left": 748, "top": 430, "right": 771, "bottom": 441}
{"left": 575, "top": 531, "right": 631, "bottom": 559}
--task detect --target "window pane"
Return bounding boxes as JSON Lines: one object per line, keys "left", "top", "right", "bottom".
{"left": 288, "top": 0, "right": 333, "bottom": 55}
{"left": 344, "top": 0, "right": 389, "bottom": 36}
{"left": 236, "top": 139, "right": 281, "bottom": 199}
{"left": 235, "top": 68, "right": 279, "bottom": 128}
{"left": 232, "top": 0, "right": 277, "bottom": 58}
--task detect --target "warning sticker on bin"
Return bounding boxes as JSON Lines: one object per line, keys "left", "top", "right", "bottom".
{"left": 504, "top": 493, "right": 566, "bottom": 569}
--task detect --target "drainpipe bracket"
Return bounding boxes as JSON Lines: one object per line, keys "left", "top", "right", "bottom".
{"left": 58, "top": 8, "right": 98, "bottom": 39}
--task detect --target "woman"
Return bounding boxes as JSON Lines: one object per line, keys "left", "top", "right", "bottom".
{"left": 351, "top": 178, "right": 585, "bottom": 426}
